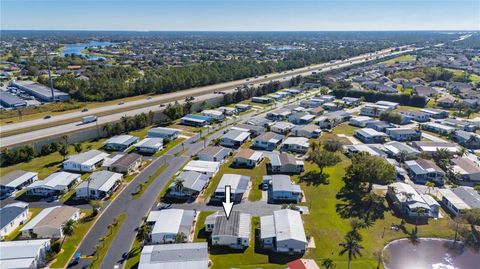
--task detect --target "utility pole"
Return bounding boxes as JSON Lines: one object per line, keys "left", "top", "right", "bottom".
{"left": 43, "top": 44, "right": 55, "bottom": 102}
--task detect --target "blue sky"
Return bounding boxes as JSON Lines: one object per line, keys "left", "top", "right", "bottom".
{"left": 2, "top": 0, "right": 479, "bottom": 31}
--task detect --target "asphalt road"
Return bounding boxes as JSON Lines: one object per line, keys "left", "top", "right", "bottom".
{"left": 0, "top": 47, "right": 416, "bottom": 148}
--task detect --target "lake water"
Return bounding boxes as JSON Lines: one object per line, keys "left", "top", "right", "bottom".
{"left": 61, "top": 41, "right": 114, "bottom": 60}
{"left": 383, "top": 238, "right": 479, "bottom": 269}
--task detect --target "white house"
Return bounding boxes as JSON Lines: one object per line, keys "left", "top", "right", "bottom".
{"left": 451, "top": 157, "right": 480, "bottom": 182}
{"left": 213, "top": 174, "right": 250, "bottom": 203}
{"left": 260, "top": 209, "right": 307, "bottom": 253}
{"left": 167, "top": 171, "right": 209, "bottom": 199}
{"left": 360, "top": 104, "right": 392, "bottom": 117}
{"left": 354, "top": 128, "right": 388, "bottom": 144}
{"left": 76, "top": 170, "right": 123, "bottom": 199}
{"left": 267, "top": 175, "right": 303, "bottom": 203}
{"left": 1, "top": 170, "right": 38, "bottom": 197}
{"left": 219, "top": 129, "right": 250, "bottom": 148}
{"left": 206, "top": 211, "right": 251, "bottom": 249}
{"left": 267, "top": 153, "right": 304, "bottom": 174}
{"left": 27, "top": 172, "right": 80, "bottom": 197}
{"left": 134, "top": 138, "right": 163, "bottom": 154}
{"left": 438, "top": 188, "right": 471, "bottom": 217}
{"left": 232, "top": 149, "right": 263, "bottom": 168}
{"left": 291, "top": 125, "right": 322, "bottom": 138}
{"left": 197, "top": 146, "right": 232, "bottom": 163}
{"left": 411, "top": 141, "right": 458, "bottom": 155}
{"left": 147, "top": 209, "right": 196, "bottom": 244}
{"left": 138, "top": 243, "right": 208, "bottom": 269}
{"left": 63, "top": 150, "right": 109, "bottom": 173}
{"left": 252, "top": 132, "right": 284, "bottom": 151}
{"left": 385, "top": 127, "right": 421, "bottom": 142}
{"left": 21, "top": 206, "right": 80, "bottom": 239}
{"left": 0, "top": 203, "right": 29, "bottom": 240}
{"left": 148, "top": 127, "right": 181, "bottom": 140}
{"left": 405, "top": 159, "right": 445, "bottom": 185}
{"left": 271, "top": 122, "right": 295, "bottom": 135}
{"left": 104, "top": 135, "right": 139, "bottom": 151}
{"left": 0, "top": 239, "right": 51, "bottom": 269}
{"left": 201, "top": 109, "right": 225, "bottom": 121}
{"left": 387, "top": 182, "right": 432, "bottom": 218}
{"left": 280, "top": 137, "right": 309, "bottom": 154}
{"left": 349, "top": 116, "right": 373, "bottom": 127}
{"left": 183, "top": 160, "right": 220, "bottom": 179}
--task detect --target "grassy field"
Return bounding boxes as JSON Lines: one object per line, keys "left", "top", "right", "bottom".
{"left": 50, "top": 209, "right": 95, "bottom": 268}
{"left": 4, "top": 208, "right": 43, "bottom": 241}
{"left": 89, "top": 213, "right": 127, "bottom": 269}
{"left": 193, "top": 211, "right": 215, "bottom": 243}
{"left": 331, "top": 123, "right": 358, "bottom": 136}
{"left": 382, "top": 55, "right": 416, "bottom": 64}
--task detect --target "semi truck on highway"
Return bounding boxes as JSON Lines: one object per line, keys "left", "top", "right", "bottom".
{"left": 82, "top": 115, "right": 97, "bottom": 124}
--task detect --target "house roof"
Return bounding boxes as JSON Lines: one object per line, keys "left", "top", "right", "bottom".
{"left": 221, "top": 129, "right": 250, "bottom": 142}
{"left": 439, "top": 189, "right": 471, "bottom": 211}
{"left": 105, "top": 135, "right": 138, "bottom": 146}
{"left": 77, "top": 171, "right": 122, "bottom": 192}
{"left": 111, "top": 153, "right": 142, "bottom": 168}
{"left": 405, "top": 159, "right": 444, "bottom": 175}
{"left": 451, "top": 187, "right": 480, "bottom": 208}
{"left": 355, "top": 128, "right": 387, "bottom": 137}
{"left": 384, "top": 141, "right": 420, "bottom": 155}
{"left": 0, "top": 170, "right": 37, "bottom": 188}
{"left": 65, "top": 150, "right": 108, "bottom": 166}
{"left": 0, "top": 205, "right": 27, "bottom": 229}
{"left": 198, "top": 146, "right": 231, "bottom": 158}
{"left": 267, "top": 175, "right": 302, "bottom": 193}
{"left": 134, "top": 138, "right": 163, "bottom": 149}
{"left": 139, "top": 242, "right": 208, "bottom": 269}
{"left": 215, "top": 174, "right": 250, "bottom": 194}
{"left": 412, "top": 141, "right": 458, "bottom": 153}
{"left": 211, "top": 211, "right": 251, "bottom": 238}
{"left": 170, "top": 171, "right": 209, "bottom": 192}
{"left": 148, "top": 127, "right": 181, "bottom": 137}
{"left": 183, "top": 160, "right": 220, "bottom": 174}
{"left": 272, "top": 209, "right": 307, "bottom": 243}
{"left": 255, "top": 132, "right": 284, "bottom": 143}
{"left": 21, "top": 206, "right": 78, "bottom": 232}
{"left": 28, "top": 172, "right": 80, "bottom": 191}
{"left": 234, "top": 149, "right": 263, "bottom": 161}
{"left": 149, "top": 209, "right": 195, "bottom": 236}
{"left": 282, "top": 137, "right": 309, "bottom": 147}
{"left": 269, "top": 152, "right": 300, "bottom": 166}
{"left": 0, "top": 239, "right": 50, "bottom": 267}
{"left": 452, "top": 157, "right": 480, "bottom": 175}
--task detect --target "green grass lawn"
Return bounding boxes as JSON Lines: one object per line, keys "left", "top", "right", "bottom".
{"left": 50, "top": 209, "right": 95, "bottom": 268}
{"left": 382, "top": 55, "right": 416, "bottom": 64}
{"left": 4, "top": 208, "right": 43, "bottom": 241}
{"left": 331, "top": 123, "right": 357, "bottom": 136}
{"left": 193, "top": 211, "right": 215, "bottom": 243}
{"left": 200, "top": 158, "right": 267, "bottom": 202}
{"left": 153, "top": 138, "right": 185, "bottom": 157}
{"left": 89, "top": 213, "right": 127, "bottom": 269}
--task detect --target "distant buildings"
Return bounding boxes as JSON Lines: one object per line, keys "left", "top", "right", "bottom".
{"left": 10, "top": 80, "right": 70, "bottom": 102}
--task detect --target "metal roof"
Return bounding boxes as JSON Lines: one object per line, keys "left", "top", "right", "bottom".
{"left": 273, "top": 209, "right": 307, "bottom": 243}
{"left": 21, "top": 206, "right": 78, "bottom": 231}
{"left": 0, "top": 239, "right": 50, "bottom": 266}
{"left": 28, "top": 172, "right": 80, "bottom": 191}
{"left": 0, "top": 170, "right": 37, "bottom": 188}
{"left": 170, "top": 171, "right": 209, "bottom": 192}
{"left": 77, "top": 171, "right": 122, "bottom": 192}
{"left": 0, "top": 206, "right": 27, "bottom": 230}
{"left": 268, "top": 175, "right": 302, "bottom": 193}
{"left": 183, "top": 160, "right": 220, "bottom": 174}
{"left": 139, "top": 242, "right": 208, "bottom": 269}
{"left": 452, "top": 187, "right": 480, "bottom": 208}
{"left": 134, "top": 138, "right": 163, "bottom": 149}
{"left": 105, "top": 135, "right": 138, "bottom": 146}
{"left": 150, "top": 209, "right": 195, "bottom": 236}
{"left": 212, "top": 211, "right": 251, "bottom": 238}
{"left": 65, "top": 150, "right": 108, "bottom": 166}
{"left": 215, "top": 174, "right": 250, "bottom": 194}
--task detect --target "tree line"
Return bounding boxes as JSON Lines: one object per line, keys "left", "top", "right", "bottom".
{"left": 331, "top": 88, "right": 427, "bottom": 107}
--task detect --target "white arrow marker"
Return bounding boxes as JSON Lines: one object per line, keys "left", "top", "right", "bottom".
{"left": 222, "top": 185, "right": 234, "bottom": 220}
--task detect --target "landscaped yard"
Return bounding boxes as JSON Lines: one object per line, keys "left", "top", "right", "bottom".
{"left": 4, "top": 207, "right": 43, "bottom": 241}
{"left": 331, "top": 123, "right": 357, "bottom": 136}
{"left": 382, "top": 55, "right": 416, "bottom": 64}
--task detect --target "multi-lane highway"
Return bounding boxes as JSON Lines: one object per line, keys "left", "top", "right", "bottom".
{"left": 0, "top": 46, "right": 415, "bottom": 148}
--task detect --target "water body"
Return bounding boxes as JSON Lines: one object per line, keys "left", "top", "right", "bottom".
{"left": 60, "top": 41, "right": 114, "bottom": 60}
{"left": 383, "top": 238, "right": 479, "bottom": 269}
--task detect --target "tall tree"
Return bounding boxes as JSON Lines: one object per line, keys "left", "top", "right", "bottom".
{"left": 339, "top": 230, "right": 364, "bottom": 269}
{"left": 307, "top": 141, "right": 341, "bottom": 175}
{"left": 61, "top": 219, "right": 76, "bottom": 246}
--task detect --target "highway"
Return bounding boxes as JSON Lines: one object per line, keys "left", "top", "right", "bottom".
{"left": 0, "top": 46, "right": 415, "bottom": 148}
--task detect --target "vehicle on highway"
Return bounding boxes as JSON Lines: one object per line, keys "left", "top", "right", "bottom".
{"left": 147, "top": 96, "right": 152, "bottom": 100}
{"left": 82, "top": 115, "right": 98, "bottom": 124}
{"left": 118, "top": 102, "right": 125, "bottom": 105}
{"left": 43, "top": 115, "right": 52, "bottom": 119}
{"left": 159, "top": 103, "right": 166, "bottom": 107}
{"left": 81, "top": 108, "right": 89, "bottom": 112}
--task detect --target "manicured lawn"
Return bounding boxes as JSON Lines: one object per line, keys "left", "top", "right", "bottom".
{"left": 153, "top": 138, "right": 185, "bottom": 157}
{"left": 124, "top": 237, "right": 142, "bottom": 269}
{"left": 331, "top": 123, "right": 357, "bottom": 136}
{"left": 193, "top": 211, "right": 215, "bottom": 243}
{"left": 50, "top": 209, "right": 95, "bottom": 268}
{"left": 89, "top": 213, "right": 127, "bottom": 269}
{"left": 200, "top": 158, "right": 267, "bottom": 202}
{"left": 4, "top": 208, "right": 43, "bottom": 241}
{"left": 382, "top": 55, "right": 416, "bottom": 64}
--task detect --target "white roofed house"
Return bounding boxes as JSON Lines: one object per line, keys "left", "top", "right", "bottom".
{"left": 411, "top": 141, "right": 458, "bottom": 155}
{"left": 438, "top": 188, "right": 472, "bottom": 217}
{"left": 213, "top": 174, "right": 250, "bottom": 203}
{"left": 420, "top": 108, "right": 449, "bottom": 119}
{"left": 421, "top": 122, "right": 456, "bottom": 136}
{"left": 76, "top": 170, "right": 123, "bottom": 199}
{"left": 405, "top": 159, "right": 445, "bottom": 185}
{"left": 451, "top": 157, "right": 480, "bottom": 183}
{"left": 354, "top": 128, "right": 388, "bottom": 144}
{"left": 288, "top": 112, "right": 316, "bottom": 125}
{"left": 201, "top": 109, "right": 225, "bottom": 121}
{"left": 63, "top": 149, "right": 109, "bottom": 173}
{"left": 27, "top": 172, "right": 80, "bottom": 197}
{"left": 197, "top": 146, "right": 232, "bottom": 163}
{"left": 267, "top": 109, "right": 292, "bottom": 121}
{"left": 0, "top": 239, "right": 51, "bottom": 269}
{"left": 183, "top": 160, "right": 220, "bottom": 179}
{"left": 360, "top": 104, "right": 392, "bottom": 117}
{"left": 219, "top": 129, "right": 250, "bottom": 148}
{"left": 1, "top": 170, "right": 38, "bottom": 198}
{"left": 147, "top": 209, "right": 196, "bottom": 244}
{"left": 383, "top": 141, "right": 420, "bottom": 160}
{"left": 267, "top": 152, "right": 304, "bottom": 174}
{"left": 260, "top": 209, "right": 307, "bottom": 253}
{"left": 138, "top": 242, "right": 208, "bottom": 269}
{"left": 206, "top": 211, "right": 251, "bottom": 249}
{"left": 385, "top": 127, "right": 421, "bottom": 142}
{"left": 20, "top": 206, "right": 80, "bottom": 239}
{"left": 217, "top": 106, "right": 238, "bottom": 116}
{"left": 266, "top": 175, "right": 303, "bottom": 203}
{"left": 280, "top": 137, "right": 309, "bottom": 154}
{"left": 232, "top": 149, "right": 263, "bottom": 168}
{"left": 148, "top": 127, "right": 181, "bottom": 140}
{"left": 349, "top": 116, "right": 373, "bottom": 127}
{"left": 387, "top": 182, "right": 432, "bottom": 218}
{"left": 167, "top": 171, "right": 209, "bottom": 199}
{"left": 271, "top": 122, "right": 295, "bottom": 135}
{"left": 104, "top": 135, "right": 139, "bottom": 151}
{"left": 252, "top": 132, "right": 285, "bottom": 151}
{"left": 291, "top": 124, "right": 322, "bottom": 138}
{"left": 134, "top": 138, "right": 163, "bottom": 154}
{"left": 400, "top": 110, "right": 430, "bottom": 122}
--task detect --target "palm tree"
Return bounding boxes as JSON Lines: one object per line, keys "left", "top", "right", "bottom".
{"left": 86, "top": 176, "right": 93, "bottom": 199}
{"left": 136, "top": 223, "right": 151, "bottom": 245}
{"left": 456, "top": 146, "right": 467, "bottom": 157}
{"left": 413, "top": 207, "right": 427, "bottom": 228}
{"left": 73, "top": 143, "right": 82, "bottom": 154}
{"left": 61, "top": 134, "right": 69, "bottom": 146}
{"left": 174, "top": 232, "right": 187, "bottom": 243}
{"left": 339, "top": 231, "right": 364, "bottom": 269}
{"left": 59, "top": 145, "right": 69, "bottom": 160}
{"left": 174, "top": 179, "right": 185, "bottom": 195}
{"left": 322, "top": 258, "right": 336, "bottom": 269}
{"left": 425, "top": 181, "right": 435, "bottom": 194}
{"left": 61, "top": 219, "right": 76, "bottom": 246}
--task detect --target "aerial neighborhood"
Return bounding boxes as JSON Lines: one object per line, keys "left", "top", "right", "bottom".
{"left": 1, "top": 30, "right": 480, "bottom": 269}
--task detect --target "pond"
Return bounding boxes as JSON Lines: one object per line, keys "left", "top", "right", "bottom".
{"left": 60, "top": 41, "right": 114, "bottom": 60}
{"left": 383, "top": 238, "right": 479, "bottom": 269}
